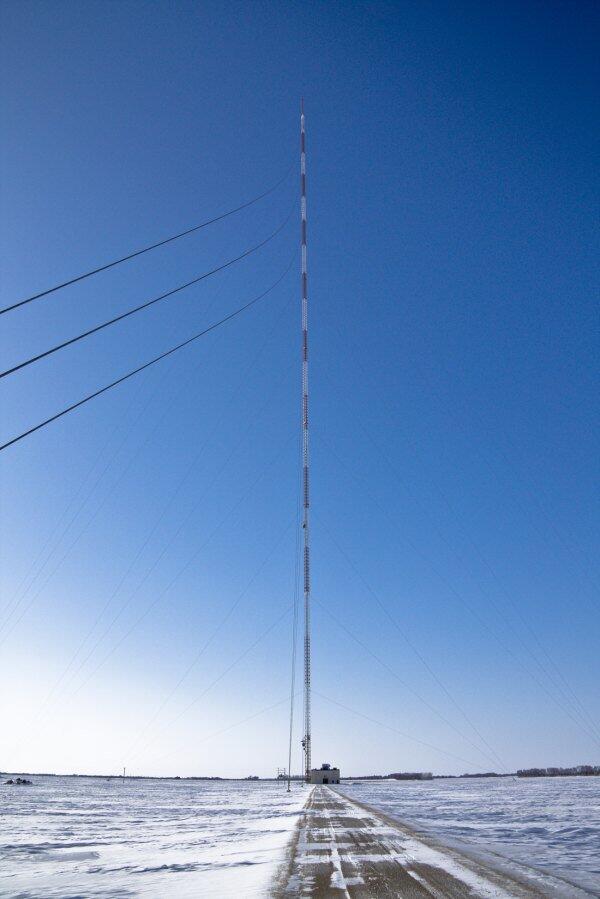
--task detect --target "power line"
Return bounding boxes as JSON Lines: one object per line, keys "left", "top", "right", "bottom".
{"left": 316, "top": 443, "right": 600, "bottom": 751}
{"left": 130, "top": 604, "right": 293, "bottom": 766}
{"left": 321, "top": 319, "right": 599, "bottom": 729}
{"left": 0, "top": 165, "right": 293, "bottom": 316}
{"left": 2, "top": 429, "right": 121, "bottom": 617}
{"left": 65, "top": 434, "right": 296, "bottom": 702}
{"left": 9, "top": 289, "right": 298, "bottom": 743}
{"left": 0, "top": 261, "right": 293, "bottom": 453}
{"left": 344, "top": 416, "right": 600, "bottom": 743}
{"left": 124, "top": 518, "right": 296, "bottom": 763}
{"left": 0, "top": 210, "right": 292, "bottom": 380}
{"left": 1, "top": 276, "right": 291, "bottom": 641}
{"left": 151, "top": 694, "right": 295, "bottom": 768}
{"left": 315, "top": 692, "right": 483, "bottom": 770}
{"left": 0, "top": 351, "right": 204, "bottom": 643}
{"left": 7, "top": 409, "right": 270, "bottom": 696}
{"left": 314, "top": 597, "right": 509, "bottom": 773}
{"left": 0, "top": 282, "right": 231, "bottom": 635}
{"left": 134, "top": 610, "right": 297, "bottom": 770}
{"left": 11, "top": 433, "right": 296, "bottom": 759}
{"left": 314, "top": 503, "right": 507, "bottom": 773}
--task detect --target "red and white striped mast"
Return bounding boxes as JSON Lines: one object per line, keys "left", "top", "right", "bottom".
{"left": 300, "top": 99, "right": 312, "bottom": 782}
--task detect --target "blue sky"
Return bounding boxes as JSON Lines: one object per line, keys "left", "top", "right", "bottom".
{"left": 0, "top": 0, "right": 598, "bottom": 777}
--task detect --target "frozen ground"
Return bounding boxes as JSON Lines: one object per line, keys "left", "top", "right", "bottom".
{"left": 273, "top": 785, "right": 595, "bottom": 897}
{"left": 340, "top": 777, "right": 600, "bottom": 894}
{"left": 0, "top": 775, "right": 306, "bottom": 897}
{"left": 1, "top": 774, "right": 598, "bottom": 897}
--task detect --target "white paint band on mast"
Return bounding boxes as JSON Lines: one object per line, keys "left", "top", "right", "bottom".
{"left": 300, "top": 99, "right": 312, "bottom": 782}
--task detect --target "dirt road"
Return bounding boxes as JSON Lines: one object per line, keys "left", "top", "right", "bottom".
{"left": 272, "top": 786, "right": 593, "bottom": 898}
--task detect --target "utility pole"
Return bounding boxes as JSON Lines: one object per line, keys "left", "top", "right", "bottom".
{"left": 300, "top": 99, "right": 312, "bottom": 783}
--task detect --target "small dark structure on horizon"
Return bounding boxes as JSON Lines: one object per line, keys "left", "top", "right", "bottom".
{"left": 389, "top": 772, "right": 433, "bottom": 781}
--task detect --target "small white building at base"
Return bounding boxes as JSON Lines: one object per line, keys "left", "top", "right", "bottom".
{"left": 309, "top": 763, "right": 340, "bottom": 784}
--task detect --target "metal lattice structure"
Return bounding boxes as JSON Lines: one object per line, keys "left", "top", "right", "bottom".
{"left": 300, "top": 100, "right": 312, "bottom": 782}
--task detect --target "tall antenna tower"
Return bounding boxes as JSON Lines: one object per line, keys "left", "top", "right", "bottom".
{"left": 300, "top": 99, "right": 312, "bottom": 782}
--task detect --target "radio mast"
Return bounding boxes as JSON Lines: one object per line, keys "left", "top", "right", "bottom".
{"left": 300, "top": 99, "right": 312, "bottom": 782}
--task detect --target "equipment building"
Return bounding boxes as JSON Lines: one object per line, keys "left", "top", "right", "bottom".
{"left": 309, "top": 763, "right": 340, "bottom": 784}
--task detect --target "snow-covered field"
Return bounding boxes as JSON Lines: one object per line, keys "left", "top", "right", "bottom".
{"left": 1, "top": 774, "right": 598, "bottom": 897}
{"left": 340, "top": 776, "right": 600, "bottom": 894}
{"left": 279, "top": 786, "right": 595, "bottom": 898}
{"left": 0, "top": 775, "right": 305, "bottom": 897}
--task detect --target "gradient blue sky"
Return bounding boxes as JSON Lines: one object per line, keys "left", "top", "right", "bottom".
{"left": 1, "top": 0, "right": 598, "bottom": 777}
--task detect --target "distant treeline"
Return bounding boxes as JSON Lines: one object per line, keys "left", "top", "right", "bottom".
{"left": 458, "top": 772, "right": 502, "bottom": 778}
{"left": 389, "top": 772, "right": 433, "bottom": 780}
{"left": 349, "top": 765, "right": 600, "bottom": 781}
{"left": 350, "top": 772, "right": 433, "bottom": 781}
{"left": 517, "top": 765, "right": 600, "bottom": 777}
